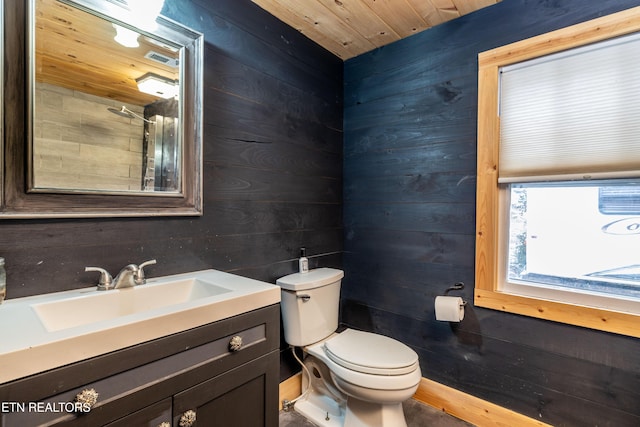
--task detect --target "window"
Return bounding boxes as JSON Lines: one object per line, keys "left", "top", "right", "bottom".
{"left": 475, "top": 7, "right": 640, "bottom": 337}
{"left": 503, "top": 181, "right": 640, "bottom": 310}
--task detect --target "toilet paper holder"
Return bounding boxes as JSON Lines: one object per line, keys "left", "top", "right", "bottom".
{"left": 435, "top": 283, "right": 467, "bottom": 322}
{"left": 444, "top": 282, "right": 467, "bottom": 306}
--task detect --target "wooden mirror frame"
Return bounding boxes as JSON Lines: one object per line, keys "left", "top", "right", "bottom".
{"left": 1, "top": 0, "right": 203, "bottom": 218}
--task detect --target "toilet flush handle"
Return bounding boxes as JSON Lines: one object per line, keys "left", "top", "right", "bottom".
{"left": 297, "top": 294, "right": 311, "bottom": 302}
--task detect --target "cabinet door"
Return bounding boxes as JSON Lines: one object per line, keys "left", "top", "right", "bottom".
{"left": 173, "top": 350, "right": 279, "bottom": 427}
{"left": 104, "top": 398, "right": 172, "bottom": 427}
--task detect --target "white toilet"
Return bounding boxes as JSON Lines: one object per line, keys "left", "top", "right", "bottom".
{"left": 277, "top": 268, "right": 421, "bottom": 427}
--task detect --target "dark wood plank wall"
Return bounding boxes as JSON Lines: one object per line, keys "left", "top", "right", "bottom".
{"left": 343, "top": 0, "right": 640, "bottom": 426}
{"left": 5, "top": 0, "right": 640, "bottom": 424}
{"left": 0, "top": 0, "right": 342, "bottom": 381}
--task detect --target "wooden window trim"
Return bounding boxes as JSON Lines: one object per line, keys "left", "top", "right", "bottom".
{"left": 474, "top": 6, "right": 640, "bottom": 338}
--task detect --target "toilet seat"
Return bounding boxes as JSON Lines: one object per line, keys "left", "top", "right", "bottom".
{"left": 305, "top": 329, "right": 422, "bottom": 394}
{"left": 323, "top": 329, "right": 419, "bottom": 375}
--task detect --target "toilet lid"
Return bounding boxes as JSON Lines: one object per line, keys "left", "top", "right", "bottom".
{"left": 323, "top": 329, "right": 419, "bottom": 375}
{"left": 276, "top": 268, "right": 344, "bottom": 291}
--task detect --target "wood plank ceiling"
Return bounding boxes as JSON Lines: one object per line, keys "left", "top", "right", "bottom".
{"left": 251, "top": 0, "right": 500, "bottom": 59}
{"left": 37, "top": 0, "right": 179, "bottom": 106}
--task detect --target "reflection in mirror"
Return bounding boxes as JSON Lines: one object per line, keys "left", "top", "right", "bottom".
{"left": 31, "top": 0, "right": 183, "bottom": 195}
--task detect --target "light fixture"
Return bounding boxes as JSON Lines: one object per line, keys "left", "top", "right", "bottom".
{"left": 113, "top": 23, "right": 139, "bottom": 48}
{"left": 136, "top": 73, "right": 178, "bottom": 99}
{"left": 126, "top": 0, "right": 165, "bottom": 31}
{"left": 112, "top": 0, "right": 165, "bottom": 47}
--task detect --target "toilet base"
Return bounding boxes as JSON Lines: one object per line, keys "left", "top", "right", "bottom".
{"left": 294, "top": 355, "right": 409, "bottom": 427}
{"left": 295, "top": 394, "right": 408, "bottom": 427}
{"left": 295, "top": 355, "right": 346, "bottom": 426}
{"left": 344, "top": 398, "right": 407, "bottom": 427}
{"left": 295, "top": 396, "right": 344, "bottom": 427}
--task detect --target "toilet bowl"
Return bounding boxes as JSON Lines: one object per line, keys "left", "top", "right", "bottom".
{"left": 294, "top": 329, "right": 421, "bottom": 427}
{"left": 277, "top": 268, "right": 422, "bottom": 427}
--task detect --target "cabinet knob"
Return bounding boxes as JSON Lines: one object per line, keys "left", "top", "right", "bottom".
{"left": 229, "top": 335, "right": 243, "bottom": 352}
{"left": 179, "top": 409, "right": 197, "bottom": 427}
{"left": 157, "top": 423, "right": 170, "bottom": 427}
{"left": 74, "top": 388, "right": 99, "bottom": 410}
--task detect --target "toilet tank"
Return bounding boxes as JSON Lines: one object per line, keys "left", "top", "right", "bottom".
{"left": 276, "top": 268, "right": 344, "bottom": 347}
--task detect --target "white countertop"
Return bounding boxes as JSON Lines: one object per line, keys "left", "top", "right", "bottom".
{"left": 0, "top": 269, "right": 280, "bottom": 384}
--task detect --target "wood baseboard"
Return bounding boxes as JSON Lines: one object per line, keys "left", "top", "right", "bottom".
{"left": 279, "top": 372, "right": 302, "bottom": 410}
{"left": 414, "top": 377, "right": 553, "bottom": 427}
{"left": 279, "top": 374, "right": 553, "bottom": 426}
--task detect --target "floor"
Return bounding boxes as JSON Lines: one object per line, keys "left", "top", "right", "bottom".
{"left": 279, "top": 398, "right": 474, "bottom": 426}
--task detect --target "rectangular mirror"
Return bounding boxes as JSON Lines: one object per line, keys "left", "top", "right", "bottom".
{"left": 0, "top": 0, "right": 202, "bottom": 217}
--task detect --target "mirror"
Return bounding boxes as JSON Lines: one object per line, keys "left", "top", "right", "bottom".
{"left": 0, "top": 0, "right": 203, "bottom": 217}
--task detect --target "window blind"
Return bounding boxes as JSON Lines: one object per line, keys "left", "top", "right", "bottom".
{"left": 498, "top": 31, "right": 640, "bottom": 183}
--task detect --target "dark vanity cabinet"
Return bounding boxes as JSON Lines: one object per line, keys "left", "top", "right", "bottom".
{"left": 0, "top": 305, "right": 280, "bottom": 427}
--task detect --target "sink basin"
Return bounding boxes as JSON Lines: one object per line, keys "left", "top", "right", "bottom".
{"left": 32, "top": 278, "right": 232, "bottom": 332}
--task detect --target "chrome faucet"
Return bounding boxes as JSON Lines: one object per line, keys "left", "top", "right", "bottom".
{"left": 85, "top": 259, "right": 156, "bottom": 291}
